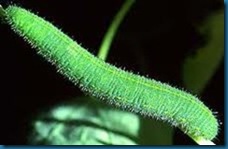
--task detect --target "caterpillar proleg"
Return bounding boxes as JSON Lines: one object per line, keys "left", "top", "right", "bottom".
{"left": 2, "top": 5, "right": 219, "bottom": 144}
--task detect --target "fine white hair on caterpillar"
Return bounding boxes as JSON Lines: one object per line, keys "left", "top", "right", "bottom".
{"left": 2, "top": 5, "right": 219, "bottom": 145}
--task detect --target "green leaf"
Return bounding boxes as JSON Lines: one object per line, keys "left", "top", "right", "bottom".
{"left": 29, "top": 97, "right": 139, "bottom": 145}
{"left": 182, "top": 10, "right": 224, "bottom": 94}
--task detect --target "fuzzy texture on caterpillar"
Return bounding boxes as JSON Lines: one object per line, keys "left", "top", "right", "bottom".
{"left": 4, "top": 5, "right": 219, "bottom": 141}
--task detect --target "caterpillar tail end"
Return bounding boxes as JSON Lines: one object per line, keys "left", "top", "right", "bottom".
{"left": 193, "top": 136, "right": 215, "bottom": 145}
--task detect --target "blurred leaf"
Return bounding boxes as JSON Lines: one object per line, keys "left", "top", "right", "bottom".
{"left": 138, "top": 117, "right": 173, "bottom": 145}
{"left": 29, "top": 97, "right": 139, "bottom": 145}
{"left": 182, "top": 10, "right": 224, "bottom": 94}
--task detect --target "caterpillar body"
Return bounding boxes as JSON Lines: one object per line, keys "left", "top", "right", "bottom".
{"left": 4, "top": 6, "right": 218, "bottom": 142}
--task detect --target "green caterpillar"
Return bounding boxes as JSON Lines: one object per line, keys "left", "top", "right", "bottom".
{"left": 3, "top": 5, "right": 219, "bottom": 144}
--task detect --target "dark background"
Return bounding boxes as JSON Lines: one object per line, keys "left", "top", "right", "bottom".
{"left": 0, "top": 0, "right": 224, "bottom": 145}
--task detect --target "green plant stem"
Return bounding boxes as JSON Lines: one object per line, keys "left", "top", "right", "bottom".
{"left": 192, "top": 136, "right": 215, "bottom": 145}
{"left": 97, "top": 0, "right": 135, "bottom": 60}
